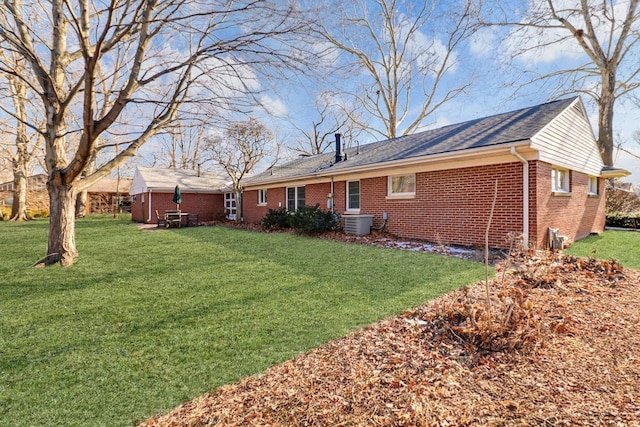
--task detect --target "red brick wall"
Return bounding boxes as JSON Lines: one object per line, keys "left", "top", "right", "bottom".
{"left": 130, "top": 193, "right": 146, "bottom": 222}
{"left": 244, "top": 164, "right": 524, "bottom": 247}
{"left": 242, "top": 161, "right": 606, "bottom": 249}
{"left": 243, "top": 187, "right": 286, "bottom": 223}
{"left": 531, "top": 161, "right": 605, "bottom": 248}
{"left": 358, "top": 163, "right": 524, "bottom": 248}
{"left": 243, "top": 185, "right": 335, "bottom": 223}
{"left": 131, "top": 191, "right": 225, "bottom": 223}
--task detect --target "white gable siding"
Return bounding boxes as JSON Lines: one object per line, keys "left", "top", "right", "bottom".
{"left": 530, "top": 99, "right": 603, "bottom": 176}
{"left": 129, "top": 168, "right": 148, "bottom": 195}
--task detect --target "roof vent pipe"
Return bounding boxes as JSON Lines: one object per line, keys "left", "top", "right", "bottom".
{"left": 335, "top": 133, "right": 342, "bottom": 163}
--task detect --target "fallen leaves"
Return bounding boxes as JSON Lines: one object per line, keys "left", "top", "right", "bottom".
{"left": 142, "top": 252, "right": 640, "bottom": 427}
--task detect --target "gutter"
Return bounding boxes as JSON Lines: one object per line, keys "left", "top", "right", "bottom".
{"left": 148, "top": 189, "right": 152, "bottom": 223}
{"left": 510, "top": 147, "right": 529, "bottom": 248}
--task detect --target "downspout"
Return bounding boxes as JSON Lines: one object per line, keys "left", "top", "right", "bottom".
{"left": 148, "top": 190, "right": 152, "bottom": 223}
{"left": 330, "top": 177, "right": 334, "bottom": 213}
{"left": 510, "top": 147, "right": 529, "bottom": 248}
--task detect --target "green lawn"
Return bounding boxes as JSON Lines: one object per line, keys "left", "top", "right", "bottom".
{"left": 0, "top": 215, "right": 486, "bottom": 426}
{"left": 566, "top": 230, "right": 640, "bottom": 269}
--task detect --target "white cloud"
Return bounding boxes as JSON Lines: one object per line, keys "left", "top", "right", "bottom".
{"left": 258, "top": 95, "right": 288, "bottom": 118}
{"left": 470, "top": 28, "right": 498, "bottom": 58}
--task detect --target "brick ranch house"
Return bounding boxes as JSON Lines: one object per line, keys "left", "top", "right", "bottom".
{"left": 130, "top": 167, "right": 229, "bottom": 224}
{"left": 241, "top": 97, "right": 629, "bottom": 249}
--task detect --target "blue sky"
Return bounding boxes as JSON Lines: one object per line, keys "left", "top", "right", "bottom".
{"left": 133, "top": 0, "right": 640, "bottom": 186}
{"left": 273, "top": 0, "right": 640, "bottom": 185}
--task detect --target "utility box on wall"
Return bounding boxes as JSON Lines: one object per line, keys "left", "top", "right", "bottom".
{"left": 343, "top": 214, "right": 374, "bottom": 235}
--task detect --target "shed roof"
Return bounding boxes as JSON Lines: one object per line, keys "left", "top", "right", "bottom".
{"left": 246, "top": 97, "right": 580, "bottom": 186}
{"left": 130, "top": 167, "right": 229, "bottom": 194}
{"left": 86, "top": 177, "right": 132, "bottom": 193}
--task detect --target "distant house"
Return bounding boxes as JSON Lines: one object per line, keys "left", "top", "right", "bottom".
{"left": 0, "top": 174, "right": 48, "bottom": 210}
{"left": 615, "top": 182, "right": 635, "bottom": 193}
{"left": 129, "top": 167, "right": 229, "bottom": 223}
{"left": 242, "top": 97, "right": 630, "bottom": 249}
{"left": 0, "top": 173, "right": 47, "bottom": 193}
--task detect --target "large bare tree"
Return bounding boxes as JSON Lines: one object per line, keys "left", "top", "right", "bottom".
{"left": 205, "top": 117, "right": 278, "bottom": 222}
{"left": 485, "top": 0, "right": 640, "bottom": 166}
{"left": 316, "top": 0, "right": 480, "bottom": 140}
{"left": 0, "top": 0, "right": 310, "bottom": 266}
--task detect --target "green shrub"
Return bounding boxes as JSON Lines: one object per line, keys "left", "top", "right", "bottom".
{"left": 288, "top": 204, "right": 339, "bottom": 235}
{"left": 606, "top": 212, "right": 640, "bottom": 229}
{"left": 261, "top": 206, "right": 290, "bottom": 230}
{"left": 212, "top": 209, "right": 228, "bottom": 222}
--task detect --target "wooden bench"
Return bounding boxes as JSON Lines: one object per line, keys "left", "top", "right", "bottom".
{"left": 165, "top": 210, "right": 182, "bottom": 228}
{"left": 156, "top": 210, "right": 167, "bottom": 228}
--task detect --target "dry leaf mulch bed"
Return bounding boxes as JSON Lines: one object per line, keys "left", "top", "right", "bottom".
{"left": 142, "top": 252, "right": 640, "bottom": 427}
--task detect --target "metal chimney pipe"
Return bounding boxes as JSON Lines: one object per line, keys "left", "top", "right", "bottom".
{"left": 335, "top": 133, "right": 342, "bottom": 163}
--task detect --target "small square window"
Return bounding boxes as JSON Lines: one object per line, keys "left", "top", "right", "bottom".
{"left": 258, "top": 189, "right": 267, "bottom": 205}
{"left": 588, "top": 176, "right": 598, "bottom": 195}
{"left": 388, "top": 174, "right": 415, "bottom": 197}
{"left": 552, "top": 168, "right": 570, "bottom": 193}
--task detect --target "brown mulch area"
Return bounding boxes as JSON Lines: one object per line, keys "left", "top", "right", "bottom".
{"left": 140, "top": 247, "right": 640, "bottom": 427}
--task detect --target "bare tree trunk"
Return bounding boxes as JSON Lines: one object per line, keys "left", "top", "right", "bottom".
{"left": 598, "top": 70, "right": 616, "bottom": 166}
{"left": 9, "top": 164, "right": 29, "bottom": 221}
{"left": 39, "top": 179, "right": 78, "bottom": 266}
{"left": 75, "top": 191, "right": 88, "bottom": 218}
{"left": 235, "top": 188, "right": 243, "bottom": 223}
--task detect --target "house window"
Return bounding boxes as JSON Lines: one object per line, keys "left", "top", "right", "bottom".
{"left": 258, "top": 189, "right": 267, "bottom": 205}
{"left": 132, "top": 195, "right": 137, "bottom": 203}
{"left": 225, "top": 192, "right": 236, "bottom": 220}
{"left": 388, "top": 174, "right": 416, "bottom": 197}
{"left": 588, "top": 176, "right": 598, "bottom": 195}
{"left": 552, "top": 168, "right": 570, "bottom": 193}
{"left": 286, "top": 186, "right": 305, "bottom": 212}
{"left": 347, "top": 181, "right": 360, "bottom": 211}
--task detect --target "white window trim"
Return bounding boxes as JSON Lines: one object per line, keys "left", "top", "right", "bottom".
{"left": 552, "top": 167, "right": 570, "bottom": 194}
{"left": 387, "top": 174, "right": 416, "bottom": 199}
{"left": 588, "top": 176, "right": 598, "bottom": 196}
{"left": 225, "top": 192, "right": 236, "bottom": 220}
{"left": 286, "top": 186, "right": 305, "bottom": 212}
{"left": 258, "top": 189, "right": 267, "bottom": 206}
{"left": 346, "top": 180, "right": 361, "bottom": 213}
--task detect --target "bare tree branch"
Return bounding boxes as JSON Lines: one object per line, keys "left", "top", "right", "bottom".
{"left": 315, "top": 0, "right": 480, "bottom": 140}
{"left": 485, "top": 0, "right": 640, "bottom": 165}
{"left": 0, "top": 0, "right": 314, "bottom": 265}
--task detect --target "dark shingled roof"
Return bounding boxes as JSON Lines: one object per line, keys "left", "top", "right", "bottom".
{"left": 247, "top": 97, "right": 577, "bottom": 184}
